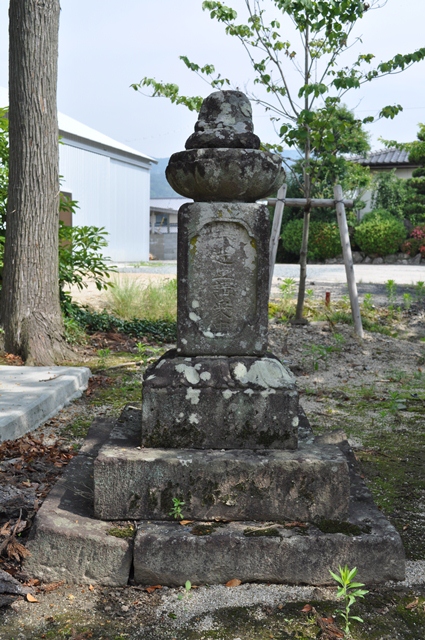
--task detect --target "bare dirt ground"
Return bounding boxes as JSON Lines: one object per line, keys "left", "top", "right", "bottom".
{"left": 0, "top": 286, "right": 425, "bottom": 638}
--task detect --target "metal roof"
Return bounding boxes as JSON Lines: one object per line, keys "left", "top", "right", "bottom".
{"left": 150, "top": 197, "right": 193, "bottom": 212}
{"left": 352, "top": 148, "right": 417, "bottom": 167}
{"left": 0, "top": 86, "right": 156, "bottom": 164}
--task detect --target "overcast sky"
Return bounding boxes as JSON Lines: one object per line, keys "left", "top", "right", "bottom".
{"left": 0, "top": 0, "right": 424, "bottom": 159}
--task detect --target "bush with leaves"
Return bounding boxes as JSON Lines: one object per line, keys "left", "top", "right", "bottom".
{"left": 371, "top": 170, "right": 412, "bottom": 220}
{"left": 59, "top": 219, "right": 116, "bottom": 314}
{"left": 402, "top": 224, "right": 425, "bottom": 258}
{"left": 282, "top": 219, "right": 341, "bottom": 260}
{"left": 354, "top": 209, "right": 406, "bottom": 256}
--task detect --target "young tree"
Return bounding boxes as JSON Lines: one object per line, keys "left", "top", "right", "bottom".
{"left": 1, "top": 0, "right": 69, "bottom": 365}
{"left": 135, "top": 0, "right": 425, "bottom": 319}
{"left": 404, "top": 124, "right": 425, "bottom": 226}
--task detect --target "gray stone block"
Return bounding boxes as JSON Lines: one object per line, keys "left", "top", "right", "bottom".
{"left": 94, "top": 442, "right": 350, "bottom": 522}
{"left": 141, "top": 354, "right": 298, "bottom": 449}
{"left": 177, "top": 202, "right": 269, "bottom": 356}
{"left": 133, "top": 510, "right": 405, "bottom": 586}
{"left": 25, "top": 419, "right": 133, "bottom": 586}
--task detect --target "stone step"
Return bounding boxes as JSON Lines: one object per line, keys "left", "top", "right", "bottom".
{"left": 94, "top": 442, "right": 350, "bottom": 522}
{"left": 142, "top": 353, "right": 299, "bottom": 449}
{"left": 25, "top": 412, "right": 405, "bottom": 588}
{"left": 133, "top": 509, "right": 405, "bottom": 586}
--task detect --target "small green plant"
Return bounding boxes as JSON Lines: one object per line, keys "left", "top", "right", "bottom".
{"left": 178, "top": 580, "right": 192, "bottom": 600}
{"left": 97, "top": 348, "right": 111, "bottom": 368}
{"left": 279, "top": 277, "right": 296, "bottom": 299}
{"left": 385, "top": 279, "right": 397, "bottom": 307}
{"left": 306, "top": 288, "right": 314, "bottom": 299}
{"left": 169, "top": 497, "right": 185, "bottom": 520}
{"left": 136, "top": 341, "right": 146, "bottom": 357}
{"left": 362, "top": 293, "right": 374, "bottom": 311}
{"left": 403, "top": 292, "right": 412, "bottom": 310}
{"left": 415, "top": 280, "right": 425, "bottom": 302}
{"left": 329, "top": 565, "right": 368, "bottom": 637}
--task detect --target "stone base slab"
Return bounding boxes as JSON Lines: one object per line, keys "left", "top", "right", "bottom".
{"left": 133, "top": 509, "right": 405, "bottom": 586}
{"left": 141, "top": 353, "right": 298, "bottom": 449}
{"left": 94, "top": 442, "right": 350, "bottom": 522}
{"left": 25, "top": 419, "right": 133, "bottom": 586}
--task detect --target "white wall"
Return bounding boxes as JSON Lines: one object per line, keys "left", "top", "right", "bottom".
{"left": 59, "top": 144, "right": 150, "bottom": 262}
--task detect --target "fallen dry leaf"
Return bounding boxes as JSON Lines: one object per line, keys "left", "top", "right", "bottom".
{"left": 41, "top": 581, "right": 65, "bottom": 593}
{"left": 225, "top": 578, "right": 242, "bottom": 588}
{"left": 406, "top": 598, "right": 419, "bottom": 610}
{"left": 301, "top": 603, "right": 313, "bottom": 612}
{"left": 88, "top": 584, "right": 95, "bottom": 591}
{"left": 145, "top": 584, "right": 162, "bottom": 594}
{"left": 26, "top": 593, "right": 38, "bottom": 603}
{"left": 179, "top": 520, "right": 193, "bottom": 526}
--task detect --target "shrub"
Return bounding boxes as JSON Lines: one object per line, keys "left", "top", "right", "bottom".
{"left": 402, "top": 224, "right": 425, "bottom": 258}
{"left": 354, "top": 210, "right": 406, "bottom": 256}
{"left": 281, "top": 218, "right": 341, "bottom": 260}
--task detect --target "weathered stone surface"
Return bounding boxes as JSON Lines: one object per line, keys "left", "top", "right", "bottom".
{"left": 25, "top": 419, "right": 133, "bottom": 586}
{"left": 133, "top": 512, "right": 404, "bottom": 586}
{"left": 141, "top": 354, "right": 298, "bottom": 449}
{"left": 133, "top": 442, "right": 405, "bottom": 586}
{"left": 185, "top": 90, "right": 261, "bottom": 150}
{"left": 94, "top": 442, "right": 350, "bottom": 522}
{"left": 166, "top": 148, "right": 284, "bottom": 202}
{"left": 177, "top": 202, "right": 269, "bottom": 356}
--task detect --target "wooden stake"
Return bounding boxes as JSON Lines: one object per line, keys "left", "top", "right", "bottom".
{"left": 333, "top": 184, "right": 364, "bottom": 338}
{"left": 268, "top": 184, "right": 287, "bottom": 297}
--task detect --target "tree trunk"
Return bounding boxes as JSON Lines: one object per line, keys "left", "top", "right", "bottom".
{"left": 295, "top": 20, "right": 311, "bottom": 323}
{"left": 1, "top": 0, "right": 69, "bottom": 365}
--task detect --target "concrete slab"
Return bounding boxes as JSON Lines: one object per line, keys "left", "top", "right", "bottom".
{"left": 0, "top": 366, "right": 91, "bottom": 442}
{"left": 25, "top": 419, "right": 133, "bottom": 586}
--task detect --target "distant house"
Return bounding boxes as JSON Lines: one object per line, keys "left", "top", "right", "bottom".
{"left": 149, "top": 197, "right": 192, "bottom": 260}
{"left": 353, "top": 148, "right": 420, "bottom": 215}
{"left": 0, "top": 86, "right": 156, "bottom": 263}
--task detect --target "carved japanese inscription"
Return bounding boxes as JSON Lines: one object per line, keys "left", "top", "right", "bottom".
{"left": 188, "top": 221, "right": 257, "bottom": 338}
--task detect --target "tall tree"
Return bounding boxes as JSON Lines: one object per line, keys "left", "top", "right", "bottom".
{"left": 1, "top": 0, "right": 70, "bottom": 365}
{"left": 135, "top": 0, "right": 425, "bottom": 319}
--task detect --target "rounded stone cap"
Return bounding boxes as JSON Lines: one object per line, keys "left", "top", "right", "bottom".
{"left": 166, "top": 148, "right": 285, "bottom": 202}
{"left": 185, "top": 90, "right": 261, "bottom": 150}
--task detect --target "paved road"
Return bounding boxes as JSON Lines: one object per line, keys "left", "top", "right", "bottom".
{"left": 116, "top": 261, "right": 425, "bottom": 285}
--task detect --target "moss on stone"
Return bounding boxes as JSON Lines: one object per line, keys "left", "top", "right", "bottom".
{"left": 107, "top": 525, "right": 135, "bottom": 538}
{"left": 315, "top": 519, "right": 371, "bottom": 536}
{"left": 243, "top": 527, "right": 281, "bottom": 537}
{"left": 190, "top": 522, "right": 223, "bottom": 536}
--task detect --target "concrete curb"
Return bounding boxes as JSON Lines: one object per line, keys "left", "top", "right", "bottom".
{"left": 0, "top": 366, "right": 91, "bottom": 442}
{"left": 25, "top": 419, "right": 133, "bottom": 586}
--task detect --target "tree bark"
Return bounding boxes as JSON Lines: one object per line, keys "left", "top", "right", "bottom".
{"left": 2, "top": 0, "right": 69, "bottom": 365}
{"left": 295, "top": 20, "right": 311, "bottom": 323}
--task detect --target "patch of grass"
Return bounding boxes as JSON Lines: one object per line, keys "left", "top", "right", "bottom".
{"left": 106, "top": 275, "right": 177, "bottom": 322}
{"left": 60, "top": 417, "right": 92, "bottom": 439}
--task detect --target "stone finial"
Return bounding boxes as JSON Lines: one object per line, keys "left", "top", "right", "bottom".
{"left": 166, "top": 89, "right": 284, "bottom": 202}
{"left": 185, "top": 90, "right": 261, "bottom": 150}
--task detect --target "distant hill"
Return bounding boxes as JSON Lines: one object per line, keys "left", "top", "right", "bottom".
{"left": 150, "top": 150, "right": 300, "bottom": 198}
{"left": 150, "top": 158, "right": 180, "bottom": 198}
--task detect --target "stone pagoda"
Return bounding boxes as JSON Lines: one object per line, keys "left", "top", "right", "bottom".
{"left": 90, "top": 90, "right": 404, "bottom": 586}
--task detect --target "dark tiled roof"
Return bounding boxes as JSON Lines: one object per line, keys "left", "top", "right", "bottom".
{"left": 352, "top": 148, "right": 416, "bottom": 166}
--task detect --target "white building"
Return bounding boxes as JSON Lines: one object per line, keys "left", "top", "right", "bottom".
{"left": 0, "top": 86, "right": 156, "bottom": 262}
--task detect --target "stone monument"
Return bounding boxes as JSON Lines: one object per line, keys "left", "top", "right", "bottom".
{"left": 25, "top": 90, "right": 405, "bottom": 588}
{"left": 92, "top": 90, "right": 405, "bottom": 586}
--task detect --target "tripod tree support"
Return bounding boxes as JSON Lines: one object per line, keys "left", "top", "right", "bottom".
{"left": 267, "top": 184, "right": 364, "bottom": 338}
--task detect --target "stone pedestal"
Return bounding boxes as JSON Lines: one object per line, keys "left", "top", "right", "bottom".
{"left": 177, "top": 202, "right": 270, "bottom": 356}
{"left": 141, "top": 353, "right": 298, "bottom": 449}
